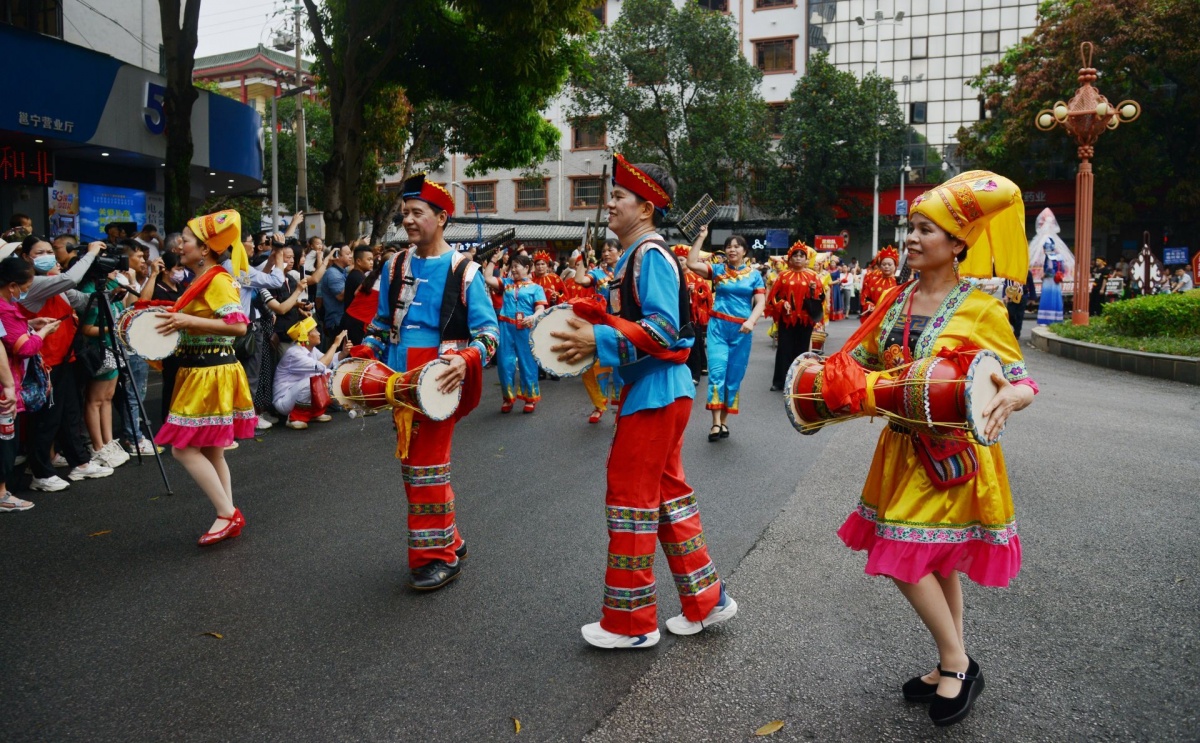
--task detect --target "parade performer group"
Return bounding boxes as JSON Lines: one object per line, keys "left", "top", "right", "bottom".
{"left": 823, "top": 170, "right": 1037, "bottom": 727}
{"left": 764, "top": 241, "right": 823, "bottom": 391}
{"left": 484, "top": 253, "right": 547, "bottom": 413}
{"left": 551, "top": 154, "right": 737, "bottom": 649}
{"left": 153, "top": 210, "right": 257, "bottom": 545}
{"left": 367, "top": 174, "right": 499, "bottom": 591}
{"left": 686, "top": 228, "right": 765, "bottom": 441}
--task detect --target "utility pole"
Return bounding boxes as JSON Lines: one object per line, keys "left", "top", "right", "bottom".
{"left": 855, "top": 8, "right": 904, "bottom": 258}
{"left": 293, "top": 2, "right": 308, "bottom": 213}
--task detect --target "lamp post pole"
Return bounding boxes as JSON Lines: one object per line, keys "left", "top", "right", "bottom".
{"left": 1035, "top": 42, "right": 1140, "bottom": 325}
{"left": 856, "top": 9, "right": 905, "bottom": 258}
{"left": 292, "top": 2, "right": 308, "bottom": 213}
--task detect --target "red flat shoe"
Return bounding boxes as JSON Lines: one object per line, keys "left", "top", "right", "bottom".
{"left": 500, "top": 401, "right": 514, "bottom": 414}
{"left": 588, "top": 409, "right": 603, "bottom": 424}
{"left": 198, "top": 508, "right": 245, "bottom": 547}
{"left": 523, "top": 402, "right": 537, "bottom": 414}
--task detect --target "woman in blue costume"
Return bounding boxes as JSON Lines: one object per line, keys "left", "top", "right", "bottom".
{"left": 686, "top": 234, "right": 765, "bottom": 441}
{"left": 483, "top": 253, "right": 547, "bottom": 413}
{"left": 1036, "top": 238, "right": 1065, "bottom": 325}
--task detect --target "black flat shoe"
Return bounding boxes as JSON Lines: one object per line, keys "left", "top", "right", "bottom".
{"left": 929, "top": 657, "right": 984, "bottom": 727}
{"left": 718, "top": 424, "right": 730, "bottom": 439}
{"left": 455, "top": 542, "right": 467, "bottom": 561}
{"left": 902, "top": 674, "right": 939, "bottom": 703}
{"left": 770, "top": 385, "right": 782, "bottom": 392}
{"left": 708, "top": 425, "right": 721, "bottom": 442}
{"left": 408, "top": 559, "right": 461, "bottom": 591}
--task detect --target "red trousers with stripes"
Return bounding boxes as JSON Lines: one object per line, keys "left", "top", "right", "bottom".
{"left": 400, "top": 348, "right": 464, "bottom": 569}
{"left": 601, "top": 396, "right": 722, "bottom": 636}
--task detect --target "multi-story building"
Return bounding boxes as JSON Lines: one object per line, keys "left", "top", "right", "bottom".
{"left": 194, "top": 45, "right": 316, "bottom": 121}
{"left": 808, "top": 0, "right": 1042, "bottom": 176}
{"left": 397, "top": 1, "right": 808, "bottom": 249}
{"left": 1, "top": 1, "right": 263, "bottom": 240}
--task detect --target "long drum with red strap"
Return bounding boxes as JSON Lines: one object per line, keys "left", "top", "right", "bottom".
{"left": 784, "top": 350, "right": 1005, "bottom": 445}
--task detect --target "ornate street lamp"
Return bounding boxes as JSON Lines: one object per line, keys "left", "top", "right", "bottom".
{"left": 1035, "top": 42, "right": 1140, "bottom": 325}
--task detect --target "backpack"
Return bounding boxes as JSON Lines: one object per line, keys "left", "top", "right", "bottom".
{"left": 20, "top": 353, "right": 52, "bottom": 412}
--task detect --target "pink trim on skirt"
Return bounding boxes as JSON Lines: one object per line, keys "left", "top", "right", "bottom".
{"left": 155, "top": 418, "right": 257, "bottom": 449}
{"left": 837, "top": 511, "right": 1021, "bottom": 588}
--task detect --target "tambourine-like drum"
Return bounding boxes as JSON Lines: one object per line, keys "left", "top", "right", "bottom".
{"left": 529, "top": 305, "right": 595, "bottom": 377}
{"left": 330, "top": 357, "right": 461, "bottom": 421}
{"left": 784, "top": 349, "right": 1006, "bottom": 445}
{"left": 117, "top": 307, "right": 180, "bottom": 361}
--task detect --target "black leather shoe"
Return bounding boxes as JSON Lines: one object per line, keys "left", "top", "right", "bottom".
{"left": 902, "top": 674, "right": 939, "bottom": 703}
{"left": 929, "top": 657, "right": 984, "bottom": 727}
{"left": 455, "top": 542, "right": 468, "bottom": 561}
{"left": 408, "top": 560, "right": 461, "bottom": 591}
{"left": 770, "top": 385, "right": 783, "bottom": 392}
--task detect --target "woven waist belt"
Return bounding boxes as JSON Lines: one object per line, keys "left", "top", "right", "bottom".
{"left": 176, "top": 350, "right": 238, "bottom": 368}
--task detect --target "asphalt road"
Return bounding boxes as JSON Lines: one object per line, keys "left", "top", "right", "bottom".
{"left": 3, "top": 318, "right": 1197, "bottom": 742}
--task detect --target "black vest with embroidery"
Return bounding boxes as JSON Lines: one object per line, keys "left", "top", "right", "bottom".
{"left": 387, "top": 250, "right": 472, "bottom": 341}
{"left": 615, "top": 239, "right": 695, "bottom": 340}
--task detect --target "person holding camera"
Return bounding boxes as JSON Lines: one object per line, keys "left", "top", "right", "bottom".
{"left": 77, "top": 262, "right": 132, "bottom": 470}
{"left": 18, "top": 237, "right": 113, "bottom": 490}
{"left": 0, "top": 256, "right": 63, "bottom": 502}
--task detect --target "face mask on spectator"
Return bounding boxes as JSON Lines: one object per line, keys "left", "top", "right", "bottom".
{"left": 33, "top": 254, "right": 57, "bottom": 272}
{"left": 171, "top": 268, "right": 187, "bottom": 282}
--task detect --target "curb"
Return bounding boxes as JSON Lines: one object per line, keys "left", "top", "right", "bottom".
{"left": 1031, "top": 325, "right": 1199, "bottom": 386}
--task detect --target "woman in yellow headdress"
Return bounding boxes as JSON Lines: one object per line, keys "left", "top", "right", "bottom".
{"left": 153, "top": 210, "right": 257, "bottom": 546}
{"left": 825, "top": 171, "right": 1038, "bottom": 727}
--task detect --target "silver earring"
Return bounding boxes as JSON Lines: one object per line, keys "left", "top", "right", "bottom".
{"left": 198, "top": 257, "right": 205, "bottom": 269}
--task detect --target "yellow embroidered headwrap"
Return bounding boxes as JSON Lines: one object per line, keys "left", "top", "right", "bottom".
{"left": 909, "top": 170, "right": 1028, "bottom": 282}
{"left": 287, "top": 316, "right": 317, "bottom": 343}
{"left": 186, "top": 209, "right": 250, "bottom": 285}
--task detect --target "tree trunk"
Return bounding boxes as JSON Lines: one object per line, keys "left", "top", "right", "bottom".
{"left": 159, "top": 0, "right": 202, "bottom": 230}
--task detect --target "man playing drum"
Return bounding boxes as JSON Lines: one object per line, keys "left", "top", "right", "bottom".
{"left": 552, "top": 155, "right": 738, "bottom": 648}
{"left": 366, "top": 174, "right": 499, "bottom": 591}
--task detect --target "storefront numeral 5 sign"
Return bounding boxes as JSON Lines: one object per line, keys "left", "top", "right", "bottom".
{"left": 144, "top": 82, "right": 166, "bottom": 135}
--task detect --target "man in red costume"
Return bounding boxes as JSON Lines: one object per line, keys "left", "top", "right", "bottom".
{"left": 367, "top": 174, "right": 499, "bottom": 591}
{"left": 766, "top": 241, "right": 825, "bottom": 391}
{"left": 552, "top": 155, "right": 738, "bottom": 648}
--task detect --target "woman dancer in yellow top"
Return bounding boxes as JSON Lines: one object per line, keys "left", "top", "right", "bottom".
{"left": 827, "top": 171, "right": 1037, "bottom": 727}
{"left": 154, "top": 210, "right": 257, "bottom": 546}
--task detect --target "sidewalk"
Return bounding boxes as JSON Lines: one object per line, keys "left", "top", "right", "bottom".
{"left": 586, "top": 319, "right": 1200, "bottom": 742}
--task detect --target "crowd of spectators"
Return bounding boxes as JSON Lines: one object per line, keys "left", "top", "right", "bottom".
{"left": 0, "top": 211, "right": 400, "bottom": 512}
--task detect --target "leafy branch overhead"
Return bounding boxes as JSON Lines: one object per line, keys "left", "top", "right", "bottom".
{"left": 302, "top": 0, "right": 596, "bottom": 241}
{"left": 956, "top": 0, "right": 1200, "bottom": 234}
{"left": 568, "top": 0, "right": 771, "bottom": 208}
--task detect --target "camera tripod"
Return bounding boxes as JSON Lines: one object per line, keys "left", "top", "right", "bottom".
{"left": 81, "top": 290, "right": 173, "bottom": 495}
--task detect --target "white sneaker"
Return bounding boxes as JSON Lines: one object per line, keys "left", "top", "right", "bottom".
{"left": 69, "top": 461, "right": 114, "bottom": 481}
{"left": 286, "top": 420, "right": 308, "bottom": 430}
{"left": 665, "top": 582, "right": 738, "bottom": 636}
{"left": 260, "top": 411, "right": 279, "bottom": 424}
{"left": 136, "top": 438, "right": 161, "bottom": 455}
{"left": 30, "top": 475, "right": 70, "bottom": 492}
{"left": 51, "top": 453, "right": 69, "bottom": 468}
{"left": 580, "top": 622, "right": 660, "bottom": 649}
{"left": 93, "top": 442, "right": 128, "bottom": 468}
{"left": 314, "top": 414, "right": 332, "bottom": 422}
{"left": 256, "top": 417, "right": 273, "bottom": 430}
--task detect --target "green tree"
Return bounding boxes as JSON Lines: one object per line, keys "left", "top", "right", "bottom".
{"left": 302, "top": 0, "right": 595, "bottom": 241}
{"left": 766, "top": 53, "right": 906, "bottom": 245}
{"left": 568, "top": 0, "right": 770, "bottom": 208}
{"left": 265, "top": 96, "right": 332, "bottom": 220}
{"left": 956, "top": 0, "right": 1200, "bottom": 238}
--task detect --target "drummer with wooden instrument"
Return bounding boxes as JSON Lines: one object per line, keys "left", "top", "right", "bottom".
{"left": 551, "top": 154, "right": 738, "bottom": 649}
{"left": 365, "top": 173, "right": 499, "bottom": 592}
{"left": 821, "top": 171, "right": 1038, "bottom": 727}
